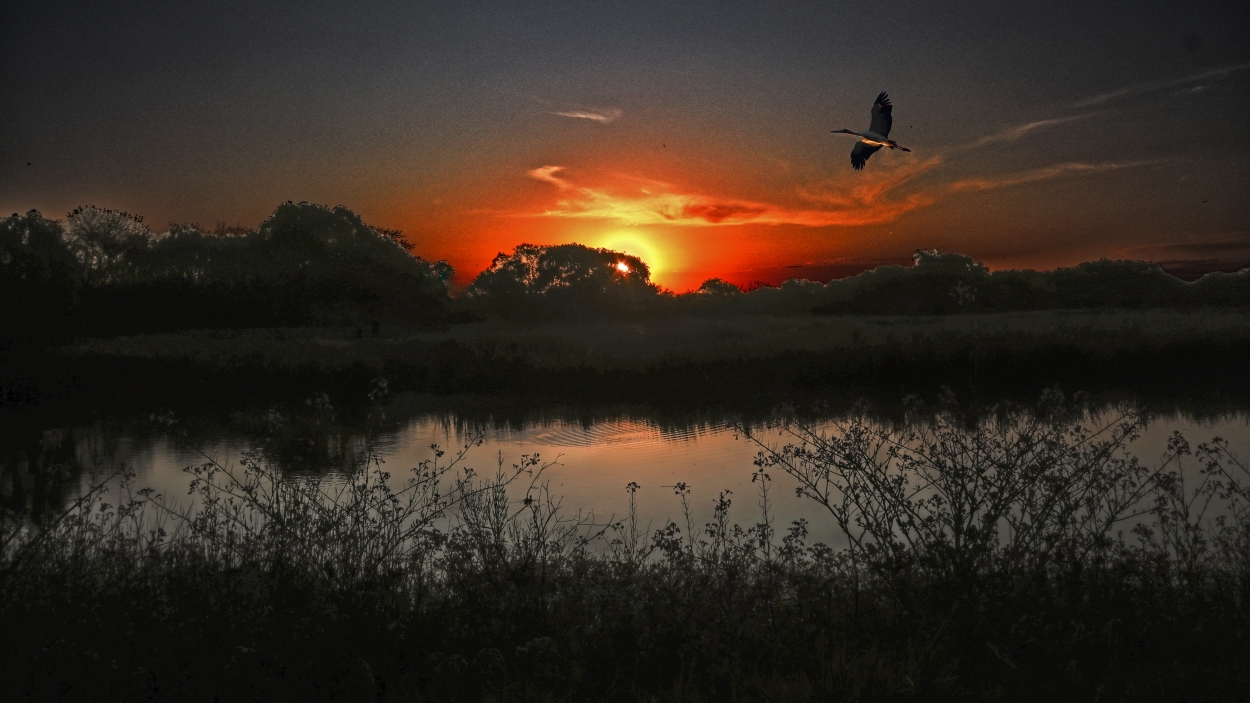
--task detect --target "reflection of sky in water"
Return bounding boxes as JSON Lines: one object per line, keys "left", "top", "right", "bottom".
{"left": 74, "top": 412, "right": 1250, "bottom": 550}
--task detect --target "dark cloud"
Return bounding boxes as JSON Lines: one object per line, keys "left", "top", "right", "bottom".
{"left": 1123, "top": 236, "right": 1250, "bottom": 280}
{"left": 724, "top": 258, "right": 913, "bottom": 287}
{"left": 1125, "top": 237, "right": 1250, "bottom": 259}
{"left": 681, "top": 203, "right": 769, "bottom": 224}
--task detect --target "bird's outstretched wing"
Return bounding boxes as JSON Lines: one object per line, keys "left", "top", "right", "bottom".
{"left": 869, "top": 92, "right": 892, "bottom": 138}
{"left": 851, "top": 142, "right": 882, "bottom": 170}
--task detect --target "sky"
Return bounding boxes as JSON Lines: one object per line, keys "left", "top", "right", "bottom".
{"left": 2, "top": 0, "right": 1248, "bottom": 290}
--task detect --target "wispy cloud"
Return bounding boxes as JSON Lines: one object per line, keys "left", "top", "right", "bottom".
{"left": 1173, "top": 84, "right": 1212, "bottom": 97}
{"left": 965, "top": 65, "right": 1245, "bottom": 153}
{"left": 552, "top": 108, "right": 623, "bottom": 124}
{"left": 525, "top": 156, "right": 1154, "bottom": 230}
{"left": 976, "top": 113, "right": 1100, "bottom": 146}
{"left": 795, "top": 157, "right": 942, "bottom": 223}
{"left": 1072, "top": 63, "right": 1250, "bottom": 108}
{"left": 525, "top": 162, "right": 937, "bottom": 227}
{"left": 947, "top": 160, "right": 1158, "bottom": 192}
{"left": 1118, "top": 235, "right": 1250, "bottom": 278}
{"left": 527, "top": 165, "right": 573, "bottom": 190}
{"left": 1122, "top": 236, "right": 1250, "bottom": 261}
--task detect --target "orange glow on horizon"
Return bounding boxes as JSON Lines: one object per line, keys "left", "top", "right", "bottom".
{"left": 523, "top": 162, "right": 938, "bottom": 229}
{"left": 379, "top": 144, "right": 1037, "bottom": 292}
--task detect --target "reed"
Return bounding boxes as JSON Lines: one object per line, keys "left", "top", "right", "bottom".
{"left": 1, "top": 396, "right": 1246, "bottom": 701}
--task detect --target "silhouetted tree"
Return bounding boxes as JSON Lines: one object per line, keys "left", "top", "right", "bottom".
{"left": 1049, "top": 259, "right": 1186, "bottom": 309}
{"left": 0, "top": 211, "right": 81, "bottom": 341}
{"left": 3, "top": 203, "right": 455, "bottom": 337}
{"left": 248, "top": 202, "right": 453, "bottom": 324}
{"left": 1189, "top": 268, "right": 1250, "bottom": 307}
{"left": 810, "top": 250, "right": 991, "bottom": 315}
{"left": 63, "top": 206, "right": 158, "bottom": 286}
{"left": 464, "top": 243, "right": 659, "bottom": 317}
{"left": 694, "top": 278, "right": 743, "bottom": 296}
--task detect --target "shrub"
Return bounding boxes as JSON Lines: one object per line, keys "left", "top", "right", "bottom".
{"left": 1, "top": 395, "right": 1246, "bottom": 700}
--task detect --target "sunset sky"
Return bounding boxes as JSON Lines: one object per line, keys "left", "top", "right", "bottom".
{"left": 2, "top": 0, "right": 1247, "bottom": 290}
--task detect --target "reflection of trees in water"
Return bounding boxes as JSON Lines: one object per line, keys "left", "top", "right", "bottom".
{"left": 0, "top": 406, "right": 379, "bottom": 518}
{"left": 0, "top": 422, "right": 190, "bottom": 520}
{"left": 248, "top": 409, "right": 370, "bottom": 476}
{"left": 1, "top": 427, "right": 100, "bottom": 521}
{"left": 10, "top": 387, "right": 1248, "bottom": 523}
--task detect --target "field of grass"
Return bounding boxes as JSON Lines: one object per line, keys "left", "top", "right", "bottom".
{"left": 65, "top": 307, "right": 1250, "bottom": 371}
{"left": 7, "top": 307, "right": 1238, "bottom": 424}
{"left": 422, "top": 308, "right": 1250, "bottom": 366}
{"left": 2, "top": 404, "right": 1246, "bottom": 701}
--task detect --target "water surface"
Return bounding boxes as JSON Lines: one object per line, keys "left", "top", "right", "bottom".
{"left": 9, "top": 406, "right": 1246, "bottom": 548}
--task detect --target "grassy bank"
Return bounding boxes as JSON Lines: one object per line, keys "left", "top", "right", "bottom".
{"left": 2, "top": 403, "right": 1246, "bottom": 701}
{"left": 8, "top": 308, "right": 1250, "bottom": 419}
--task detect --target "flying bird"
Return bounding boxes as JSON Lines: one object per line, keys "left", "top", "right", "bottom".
{"left": 832, "top": 92, "right": 911, "bottom": 170}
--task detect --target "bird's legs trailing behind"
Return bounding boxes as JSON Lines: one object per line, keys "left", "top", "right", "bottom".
{"left": 833, "top": 91, "right": 910, "bottom": 169}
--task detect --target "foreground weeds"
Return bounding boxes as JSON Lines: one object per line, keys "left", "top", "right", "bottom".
{"left": 1, "top": 395, "right": 1247, "bottom": 701}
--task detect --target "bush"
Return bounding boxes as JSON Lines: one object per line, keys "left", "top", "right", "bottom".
{"left": 1, "top": 394, "right": 1246, "bottom": 700}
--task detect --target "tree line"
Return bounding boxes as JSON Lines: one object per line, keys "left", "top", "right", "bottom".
{"left": 3, "top": 202, "right": 1247, "bottom": 341}
{"left": 1, "top": 202, "right": 453, "bottom": 341}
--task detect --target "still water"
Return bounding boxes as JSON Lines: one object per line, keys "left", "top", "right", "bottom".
{"left": 19, "top": 407, "right": 1249, "bottom": 548}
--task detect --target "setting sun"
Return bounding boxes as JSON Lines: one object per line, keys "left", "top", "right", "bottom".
{"left": 615, "top": 261, "right": 630, "bottom": 273}
{"left": 591, "top": 229, "right": 689, "bottom": 286}
{"left": 597, "top": 231, "right": 662, "bottom": 267}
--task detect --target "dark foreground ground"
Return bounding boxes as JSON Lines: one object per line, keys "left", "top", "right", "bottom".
{"left": 4, "top": 526, "right": 1245, "bottom": 702}
{"left": 2, "top": 401, "right": 1248, "bottom": 701}
{"left": 2, "top": 310, "right": 1248, "bottom": 701}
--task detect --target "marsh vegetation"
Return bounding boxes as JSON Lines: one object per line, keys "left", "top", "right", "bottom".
{"left": 1, "top": 396, "right": 1247, "bottom": 701}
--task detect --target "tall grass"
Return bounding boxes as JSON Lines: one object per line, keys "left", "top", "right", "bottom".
{"left": 749, "top": 394, "right": 1249, "bottom": 607}
{"left": 38, "top": 308, "right": 1250, "bottom": 427}
{"left": 1, "top": 396, "right": 1246, "bottom": 701}
{"left": 66, "top": 308, "right": 1250, "bottom": 372}
{"left": 409, "top": 308, "right": 1250, "bottom": 370}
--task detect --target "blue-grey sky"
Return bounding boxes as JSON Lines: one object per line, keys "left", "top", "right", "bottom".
{"left": 2, "top": 0, "right": 1247, "bottom": 288}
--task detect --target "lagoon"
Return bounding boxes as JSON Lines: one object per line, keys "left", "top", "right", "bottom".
{"left": 11, "top": 403, "right": 1247, "bottom": 548}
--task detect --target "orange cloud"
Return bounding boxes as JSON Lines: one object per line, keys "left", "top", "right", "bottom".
{"left": 796, "top": 157, "right": 941, "bottom": 222}
{"left": 682, "top": 202, "right": 770, "bottom": 223}
{"left": 527, "top": 165, "right": 573, "bottom": 190}
{"left": 521, "top": 157, "right": 1153, "bottom": 237}
{"left": 524, "top": 160, "right": 939, "bottom": 228}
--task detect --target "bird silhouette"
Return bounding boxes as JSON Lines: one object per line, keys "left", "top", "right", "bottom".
{"left": 832, "top": 92, "right": 912, "bottom": 170}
